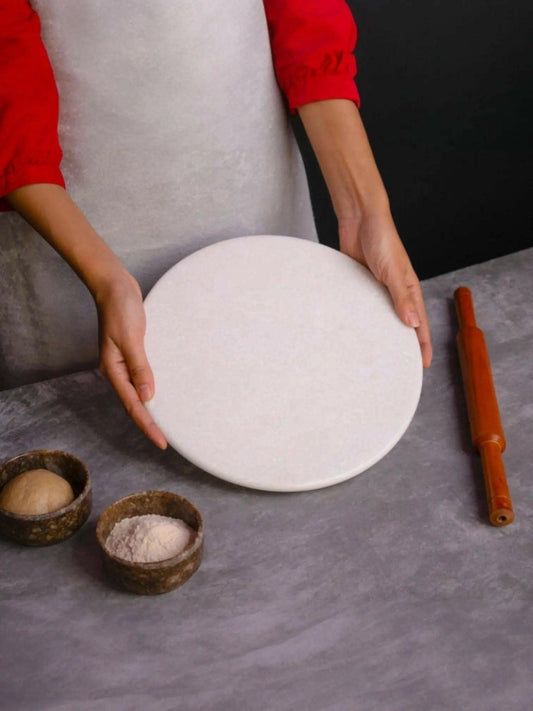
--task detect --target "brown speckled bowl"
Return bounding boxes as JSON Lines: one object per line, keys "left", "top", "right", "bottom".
{"left": 0, "top": 449, "right": 92, "bottom": 546}
{"left": 96, "top": 490, "right": 204, "bottom": 595}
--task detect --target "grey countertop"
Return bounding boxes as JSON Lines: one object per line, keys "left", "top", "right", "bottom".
{"left": 1, "top": 248, "right": 532, "bottom": 711}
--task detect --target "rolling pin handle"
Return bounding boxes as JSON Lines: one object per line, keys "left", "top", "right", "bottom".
{"left": 478, "top": 440, "right": 514, "bottom": 526}
{"left": 454, "top": 286, "right": 477, "bottom": 329}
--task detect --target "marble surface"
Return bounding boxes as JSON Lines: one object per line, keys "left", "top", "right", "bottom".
{"left": 1, "top": 248, "right": 532, "bottom": 711}
{"left": 144, "top": 236, "right": 422, "bottom": 491}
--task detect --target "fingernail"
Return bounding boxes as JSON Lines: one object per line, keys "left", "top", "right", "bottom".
{"left": 406, "top": 311, "right": 420, "bottom": 328}
{"left": 138, "top": 384, "right": 152, "bottom": 401}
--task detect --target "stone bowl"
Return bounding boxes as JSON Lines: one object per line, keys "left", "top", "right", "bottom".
{"left": 96, "top": 490, "right": 204, "bottom": 595}
{"left": 0, "top": 449, "right": 92, "bottom": 546}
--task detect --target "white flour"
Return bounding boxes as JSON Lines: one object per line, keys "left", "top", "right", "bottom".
{"left": 105, "top": 514, "right": 193, "bottom": 563}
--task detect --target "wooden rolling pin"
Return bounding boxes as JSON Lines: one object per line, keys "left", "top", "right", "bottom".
{"left": 454, "top": 286, "right": 514, "bottom": 526}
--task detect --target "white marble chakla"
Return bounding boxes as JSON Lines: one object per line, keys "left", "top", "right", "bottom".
{"left": 144, "top": 235, "right": 423, "bottom": 491}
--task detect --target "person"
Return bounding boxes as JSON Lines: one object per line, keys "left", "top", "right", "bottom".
{"left": 0, "top": 0, "right": 432, "bottom": 450}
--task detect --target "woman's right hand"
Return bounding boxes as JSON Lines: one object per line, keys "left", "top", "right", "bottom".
{"left": 95, "top": 271, "right": 167, "bottom": 450}
{"left": 6, "top": 184, "right": 167, "bottom": 450}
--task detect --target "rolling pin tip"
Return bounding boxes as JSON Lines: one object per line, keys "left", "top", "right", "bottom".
{"left": 454, "top": 286, "right": 471, "bottom": 298}
{"left": 489, "top": 504, "right": 514, "bottom": 527}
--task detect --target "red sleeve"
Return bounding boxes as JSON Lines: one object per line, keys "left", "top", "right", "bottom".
{"left": 263, "top": 0, "right": 360, "bottom": 113}
{"left": 0, "top": 0, "right": 64, "bottom": 212}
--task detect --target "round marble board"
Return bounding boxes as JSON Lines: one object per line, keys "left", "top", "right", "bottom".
{"left": 144, "top": 235, "right": 422, "bottom": 491}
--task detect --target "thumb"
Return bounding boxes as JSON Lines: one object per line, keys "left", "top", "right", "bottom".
{"left": 383, "top": 267, "right": 421, "bottom": 329}
{"left": 382, "top": 266, "right": 433, "bottom": 368}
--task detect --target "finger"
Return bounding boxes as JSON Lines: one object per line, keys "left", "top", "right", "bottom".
{"left": 383, "top": 269, "right": 433, "bottom": 368}
{"left": 117, "top": 333, "right": 155, "bottom": 403}
{"left": 410, "top": 286, "right": 433, "bottom": 368}
{"left": 103, "top": 353, "right": 167, "bottom": 449}
{"left": 385, "top": 267, "right": 420, "bottom": 327}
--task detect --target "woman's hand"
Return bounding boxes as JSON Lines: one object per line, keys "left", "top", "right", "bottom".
{"left": 338, "top": 211, "right": 432, "bottom": 367}
{"left": 298, "top": 99, "right": 433, "bottom": 368}
{"left": 7, "top": 184, "right": 167, "bottom": 447}
{"left": 95, "top": 272, "right": 167, "bottom": 449}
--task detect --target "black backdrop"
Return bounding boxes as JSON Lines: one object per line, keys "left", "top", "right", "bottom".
{"left": 292, "top": 0, "right": 533, "bottom": 279}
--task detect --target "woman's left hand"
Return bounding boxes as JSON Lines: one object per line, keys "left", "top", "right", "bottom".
{"left": 298, "top": 99, "right": 433, "bottom": 368}
{"left": 338, "top": 211, "right": 432, "bottom": 367}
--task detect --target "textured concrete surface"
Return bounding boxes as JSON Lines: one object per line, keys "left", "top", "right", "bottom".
{"left": 1, "top": 249, "right": 532, "bottom": 711}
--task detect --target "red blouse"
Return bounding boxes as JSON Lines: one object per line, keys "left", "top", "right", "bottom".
{"left": 0, "top": 0, "right": 359, "bottom": 211}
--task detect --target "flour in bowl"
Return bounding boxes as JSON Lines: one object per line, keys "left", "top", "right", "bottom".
{"left": 105, "top": 514, "right": 194, "bottom": 563}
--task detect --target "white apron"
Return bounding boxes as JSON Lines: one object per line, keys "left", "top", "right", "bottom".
{"left": 0, "top": 0, "right": 317, "bottom": 388}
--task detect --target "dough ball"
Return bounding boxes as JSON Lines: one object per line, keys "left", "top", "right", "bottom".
{"left": 0, "top": 469, "right": 75, "bottom": 515}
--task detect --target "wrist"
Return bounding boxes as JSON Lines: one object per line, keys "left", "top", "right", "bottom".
{"left": 325, "top": 156, "right": 391, "bottom": 223}
{"left": 92, "top": 266, "right": 141, "bottom": 309}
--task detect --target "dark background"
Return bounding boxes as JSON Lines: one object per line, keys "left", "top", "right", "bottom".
{"left": 292, "top": 0, "right": 533, "bottom": 279}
